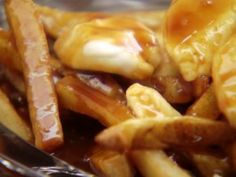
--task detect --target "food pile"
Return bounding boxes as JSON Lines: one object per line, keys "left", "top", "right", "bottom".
{"left": 1, "top": 0, "right": 236, "bottom": 176}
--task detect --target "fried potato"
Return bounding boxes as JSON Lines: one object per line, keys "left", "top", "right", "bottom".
{"left": 212, "top": 34, "right": 236, "bottom": 128}
{"left": 90, "top": 146, "right": 134, "bottom": 177}
{"left": 164, "top": 0, "right": 236, "bottom": 81}
{"left": 192, "top": 75, "right": 211, "bottom": 98}
{"left": 126, "top": 84, "right": 192, "bottom": 177}
{"left": 0, "top": 30, "right": 126, "bottom": 106}
{"left": 0, "top": 88, "right": 32, "bottom": 141}
{"left": 76, "top": 73, "right": 125, "bottom": 102}
{"left": 131, "top": 150, "right": 191, "bottom": 177}
{"left": 96, "top": 116, "right": 236, "bottom": 151}
{"left": 56, "top": 76, "right": 133, "bottom": 127}
{"left": 186, "top": 85, "right": 221, "bottom": 120}
{"left": 149, "top": 45, "right": 193, "bottom": 104}
{"left": 54, "top": 17, "right": 162, "bottom": 80}
{"left": 190, "top": 152, "right": 231, "bottom": 177}
{"left": 5, "top": 0, "right": 63, "bottom": 151}
{"left": 3, "top": 68, "right": 25, "bottom": 94}
{"left": 126, "top": 83, "right": 181, "bottom": 119}
{"left": 0, "top": 29, "right": 22, "bottom": 72}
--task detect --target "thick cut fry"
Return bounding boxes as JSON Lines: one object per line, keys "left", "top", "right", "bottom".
{"left": 131, "top": 150, "right": 191, "bottom": 177}
{"left": 57, "top": 76, "right": 133, "bottom": 177}
{"left": 4, "top": 68, "right": 25, "bottom": 93}
{"left": 150, "top": 45, "right": 193, "bottom": 104}
{"left": 126, "top": 83, "right": 181, "bottom": 119}
{"left": 190, "top": 152, "right": 231, "bottom": 177}
{"left": 90, "top": 146, "right": 134, "bottom": 177}
{"left": 192, "top": 75, "right": 211, "bottom": 98}
{"left": 0, "top": 88, "right": 32, "bottom": 141}
{"left": 186, "top": 85, "right": 221, "bottom": 120}
{"left": 213, "top": 35, "right": 236, "bottom": 128}
{"left": 56, "top": 76, "right": 133, "bottom": 127}
{"left": 127, "top": 84, "right": 192, "bottom": 177}
{"left": 76, "top": 73, "right": 125, "bottom": 102}
{"left": 54, "top": 17, "right": 161, "bottom": 80}
{"left": 5, "top": 0, "right": 63, "bottom": 151}
{"left": 164, "top": 0, "right": 236, "bottom": 81}
{"left": 0, "top": 29, "right": 22, "bottom": 72}
{"left": 96, "top": 116, "right": 236, "bottom": 151}
{"left": 0, "top": 31, "right": 125, "bottom": 102}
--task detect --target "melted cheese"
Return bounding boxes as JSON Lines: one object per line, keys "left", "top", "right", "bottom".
{"left": 55, "top": 17, "right": 161, "bottom": 79}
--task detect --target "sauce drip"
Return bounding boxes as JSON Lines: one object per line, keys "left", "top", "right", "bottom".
{"left": 166, "top": 0, "right": 233, "bottom": 45}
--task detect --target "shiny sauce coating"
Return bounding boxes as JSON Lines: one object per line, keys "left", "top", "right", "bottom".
{"left": 166, "top": 0, "right": 233, "bottom": 45}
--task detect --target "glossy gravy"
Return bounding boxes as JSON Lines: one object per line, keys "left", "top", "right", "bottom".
{"left": 166, "top": 0, "right": 234, "bottom": 45}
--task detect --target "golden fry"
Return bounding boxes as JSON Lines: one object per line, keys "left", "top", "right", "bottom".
{"left": 56, "top": 76, "right": 133, "bottom": 127}
{"left": 126, "top": 83, "right": 181, "bottom": 119}
{"left": 186, "top": 85, "right": 221, "bottom": 120}
{"left": 90, "top": 146, "right": 134, "bottom": 177}
{"left": 76, "top": 73, "right": 125, "bottom": 101}
{"left": 126, "top": 83, "right": 192, "bottom": 177}
{"left": 0, "top": 88, "right": 32, "bottom": 141}
{"left": 96, "top": 116, "right": 236, "bottom": 151}
{"left": 151, "top": 46, "right": 193, "bottom": 104}
{"left": 164, "top": 0, "right": 236, "bottom": 81}
{"left": 0, "top": 29, "right": 22, "bottom": 72}
{"left": 192, "top": 75, "right": 211, "bottom": 98}
{"left": 213, "top": 34, "right": 236, "bottom": 128}
{"left": 4, "top": 68, "right": 25, "bottom": 94}
{"left": 5, "top": 0, "right": 63, "bottom": 151}
{"left": 131, "top": 150, "right": 191, "bottom": 177}
{"left": 190, "top": 152, "right": 231, "bottom": 177}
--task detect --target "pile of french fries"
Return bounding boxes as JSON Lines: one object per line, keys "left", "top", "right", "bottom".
{"left": 1, "top": 0, "right": 236, "bottom": 176}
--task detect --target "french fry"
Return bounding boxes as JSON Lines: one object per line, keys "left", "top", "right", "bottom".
{"left": 192, "top": 75, "right": 211, "bottom": 98}
{"left": 212, "top": 34, "right": 236, "bottom": 128}
{"left": 96, "top": 116, "right": 236, "bottom": 151}
{"left": 126, "top": 83, "right": 181, "bottom": 119}
{"left": 131, "top": 150, "right": 191, "bottom": 177}
{"left": 91, "top": 83, "right": 190, "bottom": 177}
{"left": 56, "top": 76, "right": 133, "bottom": 127}
{"left": 189, "top": 151, "right": 231, "bottom": 177}
{"left": 0, "top": 88, "right": 32, "bottom": 141}
{"left": 0, "top": 29, "right": 126, "bottom": 106}
{"left": 164, "top": 0, "right": 236, "bottom": 81}
{"left": 186, "top": 85, "right": 221, "bottom": 120}
{"left": 56, "top": 76, "right": 134, "bottom": 177}
{"left": 90, "top": 146, "right": 134, "bottom": 177}
{"left": 5, "top": 0, "right": 63, "bottom": 151}
{"left": 4, "top": 68, "right": 25, "bottom": 94}
{"left": 76, "top": 72, "right": 125, "bottom": 101}
{"left": 0, "top": 29, "right": 22, "bottom": 72}
{"left": 148, "top": 46, "right": 193, "bottom": 104}
{"left": 127, "top": 84, "right": 191, "bottom": 177}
